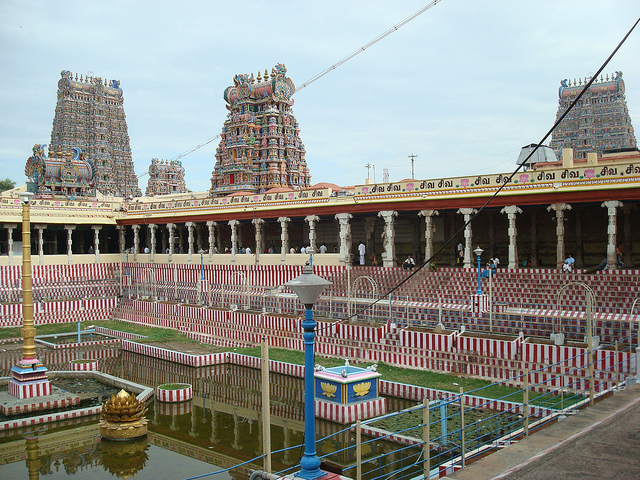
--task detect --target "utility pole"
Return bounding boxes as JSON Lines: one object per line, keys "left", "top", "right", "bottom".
{"left": 409, "top": 153, "right": 418, "bottom": 179}
{"left": 365, "top": 163, "right": 372, "bottom": 180}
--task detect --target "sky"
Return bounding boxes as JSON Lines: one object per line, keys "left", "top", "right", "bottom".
{"left": 1, "top": 1, "right": 639, "bottom": 193}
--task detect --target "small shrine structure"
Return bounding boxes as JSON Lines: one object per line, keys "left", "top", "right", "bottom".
{"left": 24, "top": 144, "right": 95, "bottom": 198}
{"left": 314, "top": 361, "right": 387, "bottom": 424}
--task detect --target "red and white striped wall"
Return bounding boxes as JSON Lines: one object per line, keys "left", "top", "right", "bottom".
{"left": 8, "top": 379, "right": 52, "bottom": 399}
{"left": 68, "top": 360, "right": 99, "bottom": 371}
{"left": 315, "top": 397, "right": 387, "bottom": 424}
{"left": 156, "top": 384, "right": 193, "bottom": 403}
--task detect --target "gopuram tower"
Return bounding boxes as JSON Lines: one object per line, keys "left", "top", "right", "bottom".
{"left": 49, "top": 70, "right": 140, "bottom": 197}
{"left": 550, "top": 71, "right": 637, "bottom": 159}
{"left": 146, "top": 159, "right": 187, "bottom": 196}
{"left": 210, "top": 64, "right": 311, "bottom": 196}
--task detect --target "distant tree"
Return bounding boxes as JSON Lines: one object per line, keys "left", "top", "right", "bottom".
{"left": 0, "top": 178, "right": 16, "bottom": 192}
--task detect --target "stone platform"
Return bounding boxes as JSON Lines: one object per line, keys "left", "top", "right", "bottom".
{"left": 0, "top": 386, "right": 80, "bottom": 416}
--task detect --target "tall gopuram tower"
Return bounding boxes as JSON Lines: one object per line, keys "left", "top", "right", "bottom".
{"left": 210, "top": 64, "right": 311, "bottom": 196}
{"left": 49, "top": 70, "right": 140, "bottom": 197}
{"left": 550, "top": 71, "right": 637, "bottom": 159}
{"left": 146, "top": 158, "right": 187, "bottom": 196}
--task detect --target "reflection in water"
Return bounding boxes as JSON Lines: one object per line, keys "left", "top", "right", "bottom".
{"left": 1, "top": 346, "right": 421, "bottom": 479}
{"left": 100, "top": 438, "right": 149, "bottom": 478}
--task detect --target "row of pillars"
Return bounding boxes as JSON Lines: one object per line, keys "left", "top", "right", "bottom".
{"left": 1, "top": 200, "right": 626, "bottom": 269}
{"left": 3, "top": 224, "right": 102, "bottom": 266}
{"left": 116, "top": 200, "right": 625, "bottom": 269}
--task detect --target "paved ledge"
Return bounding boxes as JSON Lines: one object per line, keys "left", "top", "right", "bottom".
{"left": 444, "top": 383, "right": 640, "bottom": 480}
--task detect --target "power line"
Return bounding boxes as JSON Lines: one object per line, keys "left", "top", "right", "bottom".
{"left": 169, "top": 0, "right": 443, "bottom": 162}
{"left": 296, "top": 0, "right": 443, "bottom": 92}
{"left": 317, "top": 14, "right": 640, "bottom": 332}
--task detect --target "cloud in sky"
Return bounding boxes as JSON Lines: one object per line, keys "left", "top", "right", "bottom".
{"left": 1, "top": 0, "right": 638, "bottom": 193}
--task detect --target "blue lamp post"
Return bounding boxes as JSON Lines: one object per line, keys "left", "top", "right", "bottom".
{"left": 199, "top": 250, "right": 205, "bottom": 281}
{"left": 285, "top": 264, "right": 332, "bottom": 480}
{"left": 473, "top": 246, "right": 484, "bottom": 295}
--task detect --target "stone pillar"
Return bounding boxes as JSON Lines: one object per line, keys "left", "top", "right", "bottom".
{"left": 500, "top": 205, "right": 523, "bottom": 269}
{"left": 206, "top": 221, "right": 217, "bottom": 262}
{"left": 64, "top": 225, "right": 76, "bottom": 265}
{"left": 148, "top": 224, "right": 157, "bottom": 262}
{"left": 335, "top": 213, "right": 354, "bottom": 265}
{"left": 252, "top": 218, "right": 265, "bottom": 260}
{"left": 602, "top": 200, "right": 623, "bottom": 270}
{"left": 377, "top": 210, "right": 398, "bottom": 267}
{"left": 419, "top": 210, "right": 439, "bottom": 263}
{"left": 547, "top": 203, "right": 572, "bottom": 270}
{"left": 167, "top": 223, "right": 176, "bottom": 262}
{"left": 278, "top": 217, "right": 290, "bottom": 264}
{"left": 132, "top": 224, "right": 140, "bottom": 262}
{"left": 305, "top": 215, "right": 319, "bottom": 253}
{"left": 456, "top": 208, "right": 477, "bottom": 268}
{"left": 92, "top": 225, "right": 102, "bottom": 263}
{"left": 34, "top": 225, "right": 46, "bottom": 266}
{"left": 186, "top": 222, "right": 195, "bottom": 264}
{"left": 229, "top": 220, "right": 239, "bottom": 264}
{"left": 4, "top": 224, "right": 17, "bottom": 266}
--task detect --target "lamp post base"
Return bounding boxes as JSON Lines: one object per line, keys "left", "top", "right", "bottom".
{"left": 9, "top": 360, "right": 51, "bottom": 399}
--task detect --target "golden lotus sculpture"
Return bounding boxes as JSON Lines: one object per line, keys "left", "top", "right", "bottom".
{"left": 321, "top": 382, "right": 337, "bottom": 398}
{"left": 353, "top": 381, "right": 371, "bottom": 397}
{"left": 100, "top": 389, "right": 148, "bottom": 441}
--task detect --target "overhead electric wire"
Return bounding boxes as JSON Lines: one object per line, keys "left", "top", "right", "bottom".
{"left": 181, "top": 12, "right": 639, "bottom": 480}
{"left": 295, "top": 0, "right": 442, "bottom": 93}
{"left": 318, "top": 14, "right": 640, "bottom": 333}
{"left": 169, "top": 0, "right": 443, "bottom": 162}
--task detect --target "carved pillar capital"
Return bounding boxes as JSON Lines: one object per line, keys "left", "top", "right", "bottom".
{"left": 456, "top": 208, "right": 477, "bottom": 268}
{"left": 500, "top": 205, "right": 523, "bottom": 268}
{"left": 335, "top": 213, "right": 354, "bottom": 265}
{"left": 547, "top": 203, "right": 571, "bottom": 269}
{"left": 305, "top": 215, "right": 320, "bottom": 252}
{"left": 228, "top": 220, "right": 239, "bottom": 262}
{"left": 419, "top": 210, "right": 439, "bottom": 262}
{"left": 602, "top": 200, "right": 623, "bottom": 269}
{"left": 377, "top": 210, "right": 398, "bottom": 267}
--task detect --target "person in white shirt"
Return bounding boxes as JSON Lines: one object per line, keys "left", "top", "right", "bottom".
{"left": 245, "top": 246, "right": 252, "bottom": 255}
{"left": 319, "top": 244, "right": 327, "bottom": 254}
{"left": 300, "top": 246, "right": 306, "bottom": 254}
{"left": 402, "top": 255, "right": 415, "bottom": 270}
{"left": 358, "top": 241, "right": 366, "bottom": 265}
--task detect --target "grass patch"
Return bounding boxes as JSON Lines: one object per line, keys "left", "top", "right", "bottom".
{"left": 158, "top": 383, "right": 190, "bottom": 390}
{"left": 0, "top": 320, "right": 199, "bottom": 345}
{"left": 233, "top": 346, "right": 575, "bottom": 407}
{"left": 1, "top": 322, "right": 579, "bottom": 407}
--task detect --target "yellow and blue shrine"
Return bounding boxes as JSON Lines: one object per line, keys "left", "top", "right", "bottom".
{"left": 314, "top": 361, "right": 387, "bottom": 424}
